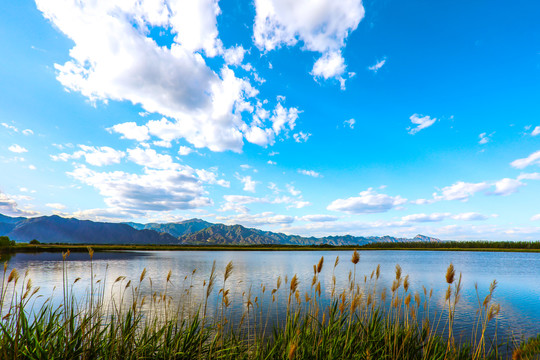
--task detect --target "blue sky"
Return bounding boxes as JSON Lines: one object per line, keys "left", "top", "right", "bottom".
{"left": 1, "top": 0, "right": 539, "bottom": 240}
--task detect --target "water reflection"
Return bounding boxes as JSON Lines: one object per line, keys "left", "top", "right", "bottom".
{"left": 2, "top": 250, "right": 540, "bottom": 342}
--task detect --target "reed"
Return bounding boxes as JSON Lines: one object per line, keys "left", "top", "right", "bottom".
{"left": 0, "top": 249, "right": 537, "bottom": 359}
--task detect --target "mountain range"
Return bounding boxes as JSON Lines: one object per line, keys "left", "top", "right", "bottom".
{"left": 0, "top": 213, "right": 441, "bottom": 246}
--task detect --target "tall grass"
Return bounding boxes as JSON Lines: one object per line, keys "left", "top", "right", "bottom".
{"left": 0, "top": 249, "right": 538, "bottom": 359}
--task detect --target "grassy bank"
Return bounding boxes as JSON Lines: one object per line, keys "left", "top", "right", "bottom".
{"left": 0, "top": 249, "right": 539, "bottom": 359}
{"left": 2, "top": 240, "right": 540, "bottom": 254}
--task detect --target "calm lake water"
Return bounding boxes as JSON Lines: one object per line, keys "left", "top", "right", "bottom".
{"left": 3, "top": 250, "right": 540, "bottom": 343}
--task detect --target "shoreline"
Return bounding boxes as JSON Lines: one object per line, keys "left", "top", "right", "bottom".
{"left": 2, "top": 243, "right": 540, "bottom": 253}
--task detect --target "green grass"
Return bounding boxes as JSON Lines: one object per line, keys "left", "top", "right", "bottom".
{"left": 0, "top": 249, "right": 538, "bottom": 359}
{"left": 3, "top": 240, "right": 540, "bottom": 254}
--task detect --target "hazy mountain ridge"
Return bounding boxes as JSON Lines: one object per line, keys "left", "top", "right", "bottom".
{"left": 0, "top": 213, "right": 441, "bottom": 245}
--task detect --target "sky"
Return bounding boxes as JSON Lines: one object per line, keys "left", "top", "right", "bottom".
{"left": 0, "top": 0, "right": 539, "bottom": 241}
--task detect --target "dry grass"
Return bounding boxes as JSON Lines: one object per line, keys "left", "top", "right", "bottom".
{"left": 0, "top": 248, "right": 538, "bottom": 359}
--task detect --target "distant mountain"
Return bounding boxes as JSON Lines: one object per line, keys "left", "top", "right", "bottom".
{"left": 125, "top": 218, "right": 213, "bottom": 238}
{"left": 0, "top": 213, "right": 441, "bottom": 246}
{"left": 177, "top": 223, "right": 441, "bottom": 246}
{"left": 1, "top": 215, "right": 178, "bottom": 245}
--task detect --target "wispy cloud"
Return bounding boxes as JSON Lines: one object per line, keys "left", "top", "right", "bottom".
{"left": 407, "top": 114, "right": 437, "bottom": 135}
{"left": 368, "top": 58, "right": 386, "bottom": 73}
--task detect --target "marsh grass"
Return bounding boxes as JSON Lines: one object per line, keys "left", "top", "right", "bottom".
{"left": 0, "top": 249, "right": 538, "bottom": 359}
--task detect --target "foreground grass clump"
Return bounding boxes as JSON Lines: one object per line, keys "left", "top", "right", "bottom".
{"left": 0, "top": 249, "right": 539, "bottom": 359}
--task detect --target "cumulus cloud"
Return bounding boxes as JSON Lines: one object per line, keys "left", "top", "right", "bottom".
{"left": 178, "top": 146, "right": 194, "bottom": 156}
{"left": 46, "top": 203, "right": 66, "bottom": 210}
{"left": 36, "top": 0, "right": 300, "bottom": 153}
{"left": 433, "top": 181, "right": 490, "bottom": 202}
{"left": 0, "top": 191, "right": 39, "bottom": 216}
{"left": 253, "top": 0, "right": 364, "bottom": 85}
{"left": 127, "top": 147, "right": 175, "bottom": 169}
{"left": 293, "top": 131, "right": 311, "bottom": 143}
{"left": 195, "top": 168, "right": 230, "bottom": 187}
{"left": 1, "top": 123, "right": 18, "bottom": 132}
{"left": 238, "top": 175, "right": 258, "bottom": 192}
{"left": 491, "top": 178, "right": 524, "bottom": 196}
{"left": 531, "top": 126, "right": 540, "bottom": 136}
{"left": 311, "top": 51, "right": 345, "bottom": 79}
{"left": 511, "top": 150, "right": 540, "bottom": 169}
{"left": 408, "top": 114, "right": 437, "bottom": 135}
{"left": 368, "top": 58, "right": 386, "bottom": 73}
{"left": 108, "top": 122, "right": 150, "bottom": 142}
{"left": 8, "top": 144, "right": 28, "bottom": 153}
{"left": 52, "top": 145, "right": 125, "bottom": 166}
{"left": 298, "top": 169, "right": 321, "bottom": 178}
{"left": 68, "top": 164, "right": 211, "bottom": 212}
{"left": 531, "top": 214, "right": 540, "bottom": 221}
{"left": 327, "top": 188, "right": 407, "bottom": 214}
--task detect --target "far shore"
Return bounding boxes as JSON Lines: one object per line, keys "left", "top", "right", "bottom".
{"left": 1, "top": 242, "right": 540, "bottom": 254}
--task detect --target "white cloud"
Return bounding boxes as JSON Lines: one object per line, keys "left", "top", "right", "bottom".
{"left": 153, "top": 140, "right": 172, "bottom": 148}
{"left": 368, "top": 58, "right": 386, "bottom": 73}
{"left": 272, "top": 196, "right": 310, "bottom": 209}
{"left": 311, "top": 51, "right": 345, "bottom": 80}
{"left": 220, "top": 194, "right": 267, "bottom": 213}
{"left": 8, "top": 144, "right": 28, "bottom": 153}
{"left": 267, "top": 160, "right": 276, "bottom": 165}
{"left": 46, "top": 203, "right": 66, "bottom": 210}
{"left": 68, "top": 164, "right": 211, "bottom": 212}
{"left": 22, "top": 129, "right": 34, "bottom": 136}
{"left": 195, "top": 168, "right": 230, "bottom": 187}
{"left": 298, "top": 169, "right": 321, "bottom": 178}
{"left": 216, "top": 212, "right": 294, "bottom": 227}
{"left": 408, "top": 114, "right": 437, "bottom": 135}
{"left": 253, "top": 0, "right": 364, "bottom": 84}
{"left": 223, "top": 45, "right": 246, "bottom": 66}
{"left": 531, "top": 126, "right": 540, "bottom": 136}
{"left": 531, "top": 214, "right": 540, "bottom": 221}
{"left": 271, "top": 103, "right": 299, "bottom": 136}
{"left": 127, "top": 147, "right": 175, "bottom": 169}
{"left": 327, "top": 188, "right": 407, "bottom": 214}
{"left": 109, "top": 122, "right": 150, "bottom": 142}
{"left": 299, "top": 214, "right": 338, "bottom": 222}
{"left": 238, "top": 175, "right": 257, "bottom": 192}
{"left": 28, "top": 165, "right": 37, "bottom": 170}
{"left": 344, "top": 118, "right": 355, "bottom": 129}
{"left": 52, "top": 145, "right": 125, "bottom": 166}
{"left": 479, "top": 132, "right": 489, "bottom": 144}
{"left": 286, "top": 184, "right": 300, "bottom": 196}
{"left": 1, "top": 123, "right": 18, "bottom": 132}
{"left": 451, "top": 212, "right": 490, "bottom": 221}
{"left": 178, "top": 146, "right": 193, "bottom": 156}
{"left": 511, "top": 150, "right": 540, "bottom": 169}
{"left": 293, "top": 131, "right": 311, "bottom": 143}
{"left": 517, "top": 172, "right": 540, "bottom": 181}
{"left": 433, "top": 181, "right": 490, "bottom": 201}
{"left": 36, "top": 0, "right": 302, "bottom": 153}
{"left": 492, "top": 178, "right": 524, "bottom": 196}
{"left": 0, "top": 191, "right": 39, "bottom": 216}
{"left": 402, "top": 212, "right": 490, "bottom": 223}
{"left": 402, "top": 213, "right": 451, "bottom": 223}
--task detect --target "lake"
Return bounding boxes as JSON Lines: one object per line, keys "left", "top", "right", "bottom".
{"left": 2, "top": 249, "right": 540, "bottom": 344}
